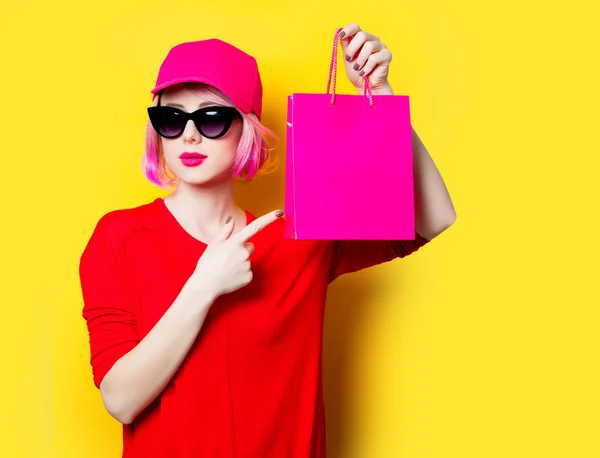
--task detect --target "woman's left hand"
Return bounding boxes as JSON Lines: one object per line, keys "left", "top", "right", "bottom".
{"left": 339, "top": 24, "right": 393, "bottom": 94}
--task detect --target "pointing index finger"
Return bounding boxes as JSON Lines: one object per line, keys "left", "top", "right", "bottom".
{"left": 231, "top": 210, "right": 283, "bottom": 243}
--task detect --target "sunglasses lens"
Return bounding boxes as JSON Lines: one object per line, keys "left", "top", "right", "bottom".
{"left": 157, "top": 108, "right": 185, "bottom": 138}
{"left": 198, "top": 108, "right": 234, "bottom": 138}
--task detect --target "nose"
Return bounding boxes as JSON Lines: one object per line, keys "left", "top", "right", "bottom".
{"left": 182, "top": 119, "right": 202, "bottom": 143}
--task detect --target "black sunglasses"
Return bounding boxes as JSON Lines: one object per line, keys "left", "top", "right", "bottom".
{"left": 147, "top": 105, "right": 241, "bottom": 139}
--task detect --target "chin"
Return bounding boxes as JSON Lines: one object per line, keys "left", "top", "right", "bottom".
{"left": 175, "top": 166, "right": 235, "bottom": 186}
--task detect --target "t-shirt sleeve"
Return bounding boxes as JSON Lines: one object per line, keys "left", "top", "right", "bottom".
{"left": 329, "top": 232, "right": 430, "bottom": 282}
{"left": 79, "top": 212, "right": 140, "bottom": 389}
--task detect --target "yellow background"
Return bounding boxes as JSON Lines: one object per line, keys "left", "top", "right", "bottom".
{"left": 1, "top": 0, "right": 598, "bottom": 456}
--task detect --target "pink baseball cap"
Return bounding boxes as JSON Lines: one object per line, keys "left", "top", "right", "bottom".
{"left": 150, "top": 39, "right": 263, "bottom": 120}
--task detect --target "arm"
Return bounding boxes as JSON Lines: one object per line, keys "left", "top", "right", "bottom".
{"left": 98, "top": 283, "right": 215, "bottom": 425}
{"left": 329, "top": 234, "right": 430, "bottom": 282}
{"left": 328, "top": 26, "right": 456, "bottom": 280}
{"left": 81, "top": 209, "right": 282, "bottom": 425}
{"left": 338, "top": 25, "right": 456, "bottom": 238}
{"left": 329, "top": 86, "right": 456, "bottom": 281}
{"left": 80, "top": 214, "right": 216, "bottom": 425}
{"left": 373, "top": 83, "right": 457, "bottom": 239}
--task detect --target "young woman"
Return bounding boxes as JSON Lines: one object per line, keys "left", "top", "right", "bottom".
{"left": 79, "top": 24, "right": 456, "bottom": 458}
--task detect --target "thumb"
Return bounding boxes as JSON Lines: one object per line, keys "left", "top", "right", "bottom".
{"left": 339, "top": 32, "right": 351, "bottom": 57}
{"left": 339, "top": 34, "right": 348, "bottom": 54}
{"left": 212, "top": 215, "right": 235, "bottom": 244}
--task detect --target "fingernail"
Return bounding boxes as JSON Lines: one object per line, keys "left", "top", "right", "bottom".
{"left": 353, "top": 63, "right": 359, "bottom": 71}
{"left": 339, "top": 31, "right": 346, "bottom": 38}
{"left": 359, "top": 70, "right": 365, "bottom": 76}
{"left": 275, "top": 210, "right": 284, "bottom": 217}
{"left": 346, "top": 55, "right": 351, "bottom": 62}
{"left": 225, "top": 216, "right": 232, "bottom": 224}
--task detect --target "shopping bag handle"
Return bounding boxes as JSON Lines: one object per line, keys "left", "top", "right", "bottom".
{"left": 326, "top": 27, "right": 375, "bottom": 108}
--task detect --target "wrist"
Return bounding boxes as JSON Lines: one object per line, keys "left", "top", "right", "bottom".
{"left": 370, "top": 83, "right": 394, "bottom": 96}
{"left": 183, "top": 277, "right": 219, "bottom": 309}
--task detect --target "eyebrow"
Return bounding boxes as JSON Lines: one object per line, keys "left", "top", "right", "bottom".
{"left": 164, "top": 101, "right": 214, "bottom": 109}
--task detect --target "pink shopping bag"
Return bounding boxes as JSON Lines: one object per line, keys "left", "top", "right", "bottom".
{"left": 284, "top": 28, "right": 415, "bottom": 240}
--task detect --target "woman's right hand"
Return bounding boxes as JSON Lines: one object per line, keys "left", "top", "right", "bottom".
{"left": 189, "top": 210, "right": 284, "bottom": 298}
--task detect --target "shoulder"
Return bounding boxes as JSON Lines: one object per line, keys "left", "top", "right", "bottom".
{"left": 83, "top": 198, "right": 163, "bottom": 255}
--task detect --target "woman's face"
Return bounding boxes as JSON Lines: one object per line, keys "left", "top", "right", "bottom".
{"left": 159, "top": 85, "right": 243, "bottom": 186}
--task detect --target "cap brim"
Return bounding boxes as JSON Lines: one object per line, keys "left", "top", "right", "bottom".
{"left": 149, "top": 76, "right": 258, "bottom": 119}
{"left": 150, "top": 77, "right": 213, "bottom": 94}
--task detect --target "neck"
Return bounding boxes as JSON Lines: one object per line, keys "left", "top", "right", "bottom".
{"left": 164, "top": 178, "right": 245, "bottom": 241}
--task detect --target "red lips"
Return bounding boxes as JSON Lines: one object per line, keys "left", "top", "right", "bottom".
{"left": 180, "top": 152, "right": 207, "bottom": 159}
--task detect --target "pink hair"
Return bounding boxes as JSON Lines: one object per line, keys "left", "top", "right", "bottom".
{"left": 142, "top": 83, "right": 278, "bottom": 189}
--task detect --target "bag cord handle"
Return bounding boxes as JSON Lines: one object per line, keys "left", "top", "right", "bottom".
{"left": 326, "top": 27, "right": 375, "bottom": 108}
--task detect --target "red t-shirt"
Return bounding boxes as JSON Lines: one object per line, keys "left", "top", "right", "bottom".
{"left": 79, "top": 197, "right": 429, "bottom": 458}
